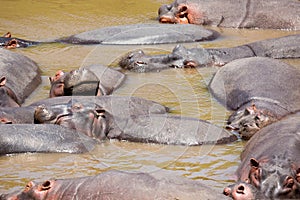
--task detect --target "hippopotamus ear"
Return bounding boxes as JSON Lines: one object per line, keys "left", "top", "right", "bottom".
{"left": 245, "top": 104, "right": 257, "bottom": 115}
{"left": 250, "top": 158, "right": 259, "bottom": 168}
{"left": 0, "top": 76, "right": 6, "bottom": 86}
{"left": 3, "top": 32, "right": 11, "bottom": 38}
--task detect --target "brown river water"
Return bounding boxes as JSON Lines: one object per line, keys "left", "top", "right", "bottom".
{"left": 0, "top": 0, "right": 299, "bottom": 196}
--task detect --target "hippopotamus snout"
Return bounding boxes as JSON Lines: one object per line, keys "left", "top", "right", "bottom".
{"left": 223, "top": 181, "right": 261, "bottom": 200}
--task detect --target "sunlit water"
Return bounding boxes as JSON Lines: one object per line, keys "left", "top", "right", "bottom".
{"left": 0, "top": 0, "right": 299, "bottom": 195}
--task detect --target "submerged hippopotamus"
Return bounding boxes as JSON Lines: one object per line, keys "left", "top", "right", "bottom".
{"left": 49, "top": 65, "right": 125, "bottom": 97}
{"left": 32, "top": 97, "right": 236, "bottom": 145}
{"left": 209, "top": 57, "right": 300, "bottom": 139}
{"left": 158, "top": 0, "right": 300, "bottom": 30}
{"left": 1, "top": 24, "right": 218, "bottom": 48}
{"left": 0, "top": 76, "right": 20, "bottom": 107}
{"left": 118, "top": 34, "right": 300, "bottom": 72}
{"left": 0, "top": 124, "right": 97, "bottom": 155}
{"left": 0, "top": 49, "right": 41, "bottom": 104}
{"left": 224, "top": 113, "right": 300, "bottom": 199}
{"left": 0, "top": 170, "right": 229, "bottom": 200}
{"left": 0, "top": 32, "right": 40, "bottom": 49}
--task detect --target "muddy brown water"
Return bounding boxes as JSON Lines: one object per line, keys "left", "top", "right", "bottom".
{"left": 0, "top": 0, "right": 299, "bottom": 195}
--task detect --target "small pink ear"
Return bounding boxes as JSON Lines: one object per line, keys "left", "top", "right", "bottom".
{"left": 0, "top": 77, "right": 6, "bottom": 86}
{"left": 3, "top": 32, "right": 11, "bottom": 38}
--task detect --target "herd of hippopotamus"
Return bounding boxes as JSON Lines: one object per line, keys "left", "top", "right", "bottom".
{"left": 0, "top": 0, "right": 300, "bottom": 199}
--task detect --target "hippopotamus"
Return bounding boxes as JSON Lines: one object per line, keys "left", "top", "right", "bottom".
{"left": 0, "top": 170, "right": 230, "bottom": 200}
{"left": 1, "top": 24, "right": 217, "bottom": 48}
{"left": 0, "top": 76, "right": 20, "bottom": 107}
{"left": 32, "top": 97, "right": 237, "bottom": 145}
{"left": 209, "top": 57, "right": 300, "bottom": 139}
{"left": 0, "top": 49, "right": 41, "bottom": 104}
{"left": 118, "top": 34, "right": 300, "bottom": 72}
{"left": 225, "top": 113, "right": 300, "bottom": 199}
{"left": 59, "top": 23, "right": 218, "bottom": 45}
{"left": 158, "top": 0, "right": 300, "bottom": 30}
{"left": 49, "top": 68, "right": 106, "bottom": 97}
{"left": 0, "top": 124, "right": 97, "bottom": 155}
{"left": 0, "top": 32, "right": 40, "bottom": 49}
{"left": 49, "top": 65, "right": 125, "bottom": 97}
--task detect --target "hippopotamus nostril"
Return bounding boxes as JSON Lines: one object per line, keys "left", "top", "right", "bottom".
{"left": 41, "top": 181, "right": 51, "bottom": 190}
{"left": 236, "top": 185, "right": 245, "bottom": 194}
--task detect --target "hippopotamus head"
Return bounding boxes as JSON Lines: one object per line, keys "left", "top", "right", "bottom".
{"left": 226, "top": 104, "right": 274, "bottom": 139}
{"left": 158, "top": 0, "right": 206, "bottom": 25}
{"left": 0, "top": 180, "right": 56, "bottom": 200}
{"left": 0, "top": 76, "right": 20, "bottom": 107}
{"left": 34, "top": 101, "right": 110, "bottom": 140}
{"left": 49, "top": 68, "right": 104, "bottom": 97}
{"left": 246, "top": 155, "right": 300, "bottom": 199}
{"left": 119, "top": 45, "right": 211, "bottom": 72}
{"left": 223, "top": 181, "right": 266, "bottom": 200}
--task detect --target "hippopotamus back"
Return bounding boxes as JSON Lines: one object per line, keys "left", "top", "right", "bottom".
{"left": 209, "top": 57, "right": 300, "bottom": 113}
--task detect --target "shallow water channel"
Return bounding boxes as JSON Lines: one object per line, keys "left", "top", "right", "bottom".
{"left": 0, "top": 0, "right": 299, "bottom": 195}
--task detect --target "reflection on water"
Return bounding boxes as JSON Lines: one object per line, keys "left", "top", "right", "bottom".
{"left": 0, "top": 0, "right": 299, "bottom": 195}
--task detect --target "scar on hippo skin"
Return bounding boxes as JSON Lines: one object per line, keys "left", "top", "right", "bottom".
{"left": 226, "top": 104, "right": 274, "bottom": 140}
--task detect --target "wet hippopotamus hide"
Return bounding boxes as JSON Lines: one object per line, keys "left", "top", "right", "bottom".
{"left": 209, "top": 57, "right": 300, "bottom": 138}
{"left": 0, "top": 76, "right": 20, "bottom": 107}
{"left": 30, "top": 96, "right": 168, "bottom": 117}
{"left": 0, "top": 107, "right": 35, "bottom": 124}
{"left": 108, "top": 114, "right": 237, "bottom": 145}
{"left": 0, "top": 49, "right": 41, "bottom": 104}
{"left": 119, "top": 44, "right": 212, "bottom": 72}
{"left": 83, "top": 64, "right": 125, "bottom": 94}
{"left": 158, "top": 0, "right": 300, "bottom": 30}
{"left": 59, "top": 23, "right": 218, "bottom": 45}
{"left": 1, "top": 170, "right": 230, "bottom": 200}
{"left": 34, "top": 101, "right": 110, "bottom": 140}
{"left": 0, "top": 124, "right": 97, "bottom": 155}
{"left": 234, "top": 113, "right": 300, "bottom": 199}
{"left": 49, "top": 68, "right": 104, "bottom": 97}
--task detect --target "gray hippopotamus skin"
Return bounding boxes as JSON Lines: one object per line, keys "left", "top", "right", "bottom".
{"left": 0, "top": 170, "right": 230, "bottom": 200}
{"left": 0, "top": 124, "right": 97, "bottom": 155}
{"left": 226, "top": 113, "right": 300, "bottom": 199}
{"left": 59, "top": 23, "right": 218, "bottom": 45}
{"left": 33, "top": 98, "right": 237, "bottom": 145}
{"left": 158, "top": 0, "right": 300, "bottom": 30}
{"left": 119, "top": 34, "right": 300, "bottom": 72}
{"left": 49, "top": 65, "right": 125, "bottom": 97}
{"left": 0, "top": 49, "right": 41, "bottom": 104}
{"left": 209, "top": 57, "right": 300, "bottom": 139}
{"left": 0, "top": 77, "right": 20, "bottom": 107}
